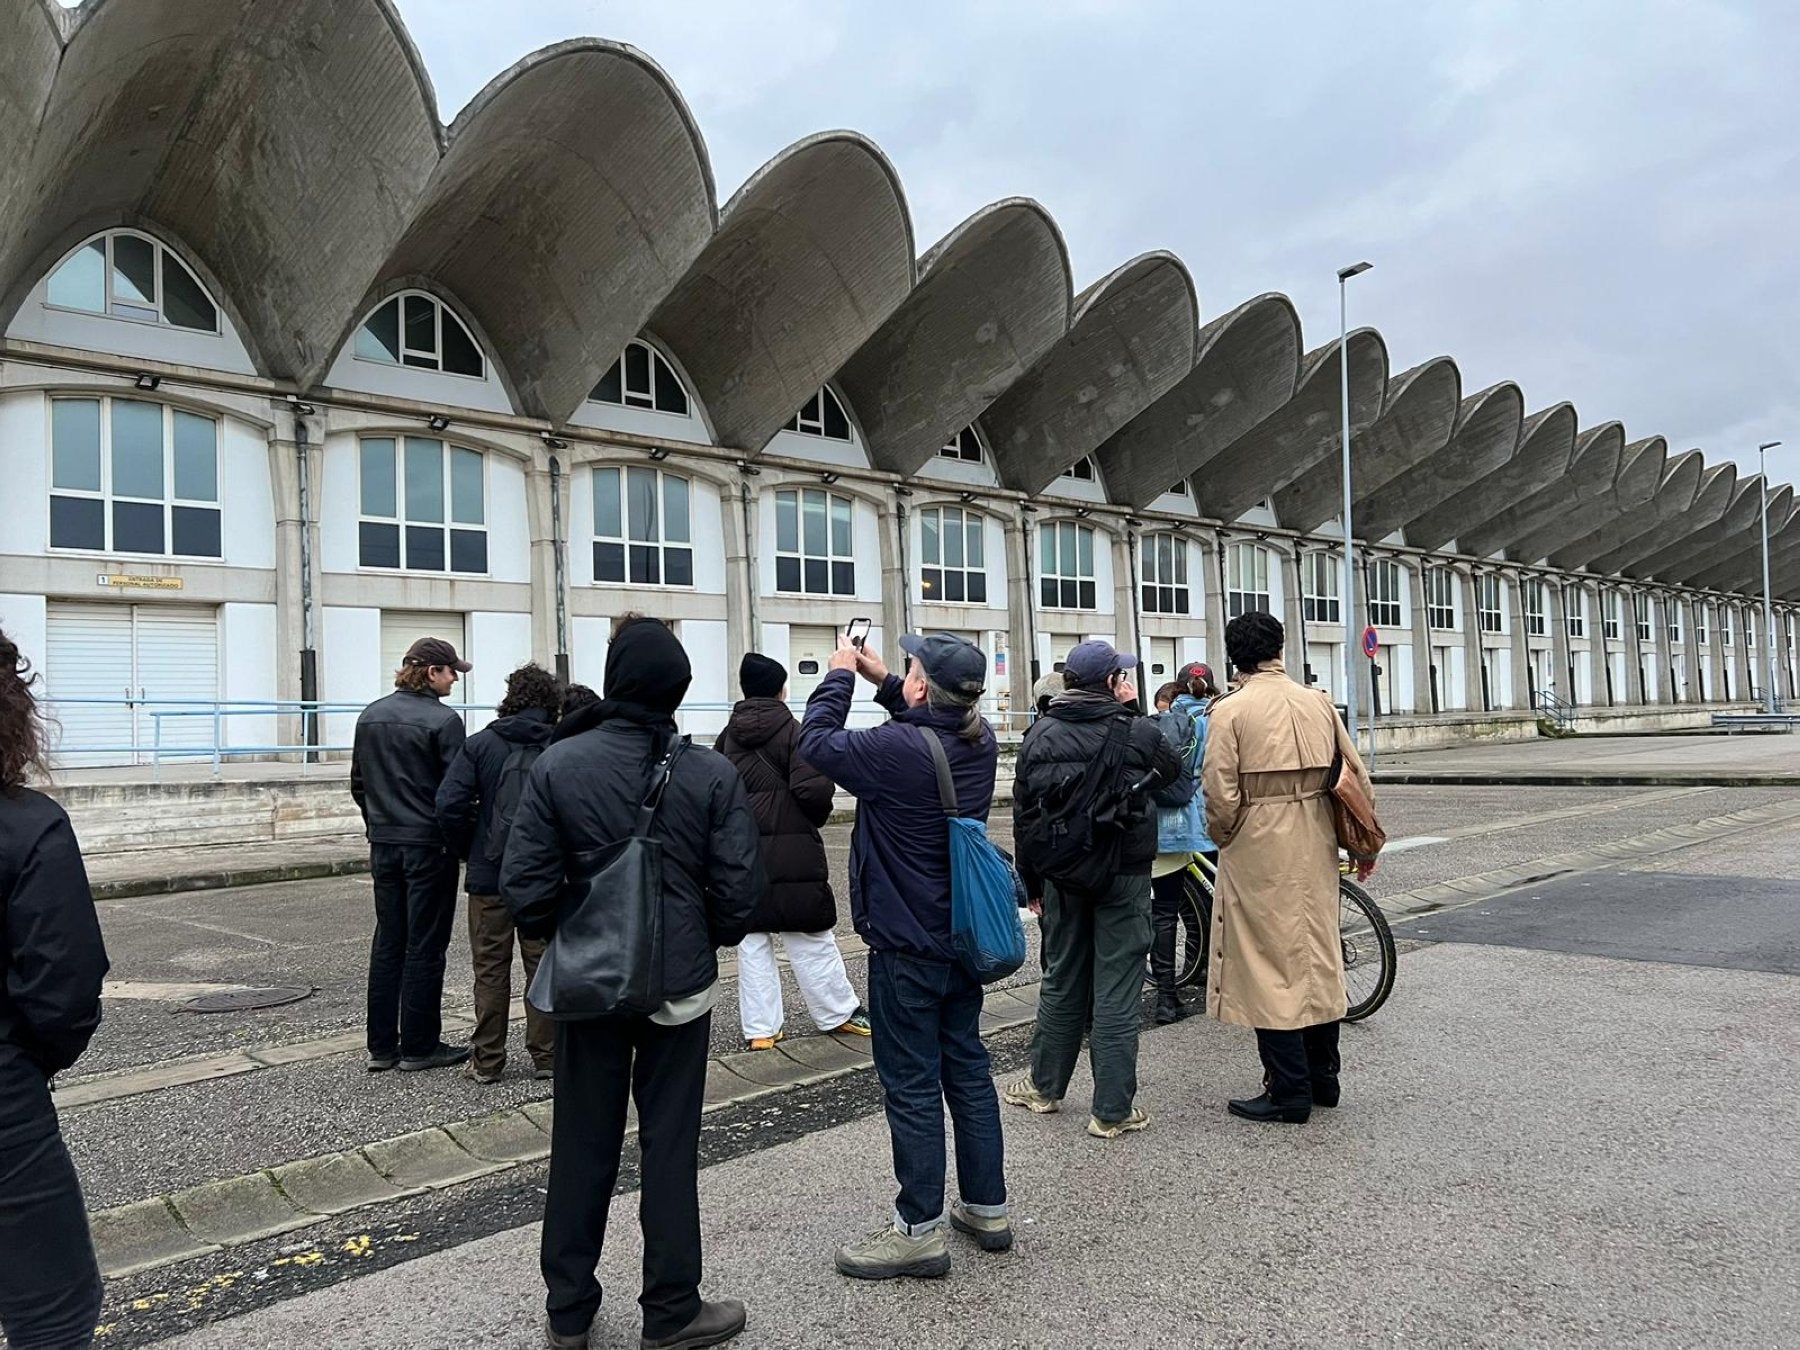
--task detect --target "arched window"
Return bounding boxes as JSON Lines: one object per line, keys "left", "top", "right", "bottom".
{"left": 1368, "top": 559, "right": 1403, "bottom": 628}
{"left": 354, "top": 292, "right": 484, "bottom": 378}
{"left": 358, "top": 436, "right": 487, "bottom": 573}
{"left": 1226, "top": 544, "right": 1271, "bottom": 618}
{"left": 775, "top": 488, "right": 855, "bottom": 595}
{"left": 783, "top": 387, "right": 853, "bottom": 441}
{"left": 1060, "top": 457, "right": 1097, "bottom": 482}
{"left": 48, "top": 397, "right": 221, "bottom": 557}
{"left": 1563, "top": 584, "right": 1585, "bottom": 638}
{"left": 1524, "top": 580, "right": 1548, "bottom": 637}
{"left": 1302, "top": 552, "right": 1340, "bottom": 624}
{"left": 593, "top": 466, "right": 693, "bottom": 587}
{"left": 937, "top": 426, "right": 983, "bottom": 463}
{"left": 1479, "top": 575, "right": 1506, "bottom": 634}
{"left": 45, "top": 230, "right": 219, "bottom": 333}
{"left": 920, "top": 506, "right": 987, "bottom": 604}
{"left": 1140, "top": 533, "right": 1189, "bottom": 615}
{"left": 1430, "top": 568, "right": 1460, "bottom": 631}
{"left": 591, "top": 339, "right": 690, "bottom": 416}
{"left": 1040, "top": 522, "right": 1097, "bottom": 610}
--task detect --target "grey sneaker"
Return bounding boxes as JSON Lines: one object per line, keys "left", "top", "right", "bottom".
{"left": 544, "top": 1315, "right": 592, "bottom": 1348}
{"left": 463, "top": 1063, "right": 503, "bottom": 1085}
{"left": 949, "top": 1201, "right": 1014, "bottom": 1252}
{"left": 399, "top": 1043, "right": 472, "bottom": 1072}
{"left": 834, "top": 1223, "right": 951, "bottom": 1280}
{"left": 1087, "top": 1106, "right": 1151, "bottom": 1139}
{"left": 365, "top": 1054, "right": 398, "bottom": 1073}
{"left": 1002, "top": 1076, "right": 1061, "bottom": 1114}
{"left": 640, "top": 1297, "right": 747, "bottom": 1349}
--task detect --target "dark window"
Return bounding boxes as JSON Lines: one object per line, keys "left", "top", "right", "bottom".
{"left": 776, "top": 556, "right": 802, "bottom": 593}
{"left": 403, "top": 296, "right": 437, "bottom": 367}
{"left": 450, "top": 529, "right": 487, "bottom": 575}
{"left": 594, "top": 541, "right": 625, "bottom": 583}
{"left": 112, "top": 500, "right": 164, "bottom": 554}
{"left": 822, "top": 390, "right": 850, "bottom": 440}
{"left": 360, "top": 522, "right": 401, "bottom": 569}
{"left": 50, "top": 496, "right": 104, "bottom": 550}
{"left": 664, "top": 547, "right": 694, "bottom": 587}
{"left": 171, "top": 506, "right": 222, "bottom": 558}
{"left": 593, "top": 359, "right": 624, "bottom": 404}
{"left": 161, "top": 252, "right": 217, "bottom": 331}
{"left": 624, "top": 342, "right": 653, "bottom": 407}
{"left": 440, "top": 312, "right": 483, "bottom": 377}
{"left": 406, "top": 525, "right": 446, "bottom": 572}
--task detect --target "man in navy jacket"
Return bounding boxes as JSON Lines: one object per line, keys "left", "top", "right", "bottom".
{"left": 799, "top": 633, "right": 1012, "bottom": 1281}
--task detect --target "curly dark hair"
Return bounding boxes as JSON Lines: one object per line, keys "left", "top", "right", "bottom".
{"left": 1153, "top": 681, "right": 1183, "bottom": 710}
{"left": 561, "top": 683, "right": 600, "bottom": 716}
{"left": 1225, "top": 610, "right": 1285, "bottom": 676}
{"left": 496, "top": 662, "right": 562, "bottom": 719}
{"left": 0, "top": 628, "right": 49, "bottom": 794}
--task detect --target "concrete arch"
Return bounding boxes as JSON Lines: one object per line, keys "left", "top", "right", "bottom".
{"left": 1594, "top": 460, "right": 1735, "bottom": 576}
{"left": 0, "top": 0, "right": 63, "bottom": 252}
{"left": 1195, "top": 329, "right": 1388, "bottom": 526}
{"left": 1096, "top": 292, "right": 1302, "bottom": 511}
{"left": 1363, "top": 381, "right": 1524, "bottom": 543}
{"left": 1509, "top": 433, "right": 1665, "bottom": 564}
{"left": 834, "top": 198, "right": 1073, "bottom": 480}
{"left": 1552, "top": 448, "right": 1703, "bottom": 571}
{"left": 1, "top": 0, "right": 443, "bottom": 383}
{"left": 369, "top": 42, "right": 718, "bottom": 426}
{"left": 1274, "top": 355, "right": 1460, "bottom": 536}
{"left": 982, "top": 251, "right": 1198, "bottom": 497}
{"left": 1627, "top": 472, "right": 1764, "bottom": 581}
{"left": 1409, "top": 404, "right": 1580, "bottom": 555}
{"left": 1671, "top": 484, "right": 1796, "bottom": 590}
{"left": 648, "top": 131, "right": 916, "bottom": 455}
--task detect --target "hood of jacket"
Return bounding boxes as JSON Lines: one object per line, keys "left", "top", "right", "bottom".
{"left": 726, "top": 697, "right": 794, "bottom": 750}
{"left": 1047, "top": 687, "right": 1129, "bottom": 723}
{"left": 489, "top": 707, "right": 556, "bottom": 747}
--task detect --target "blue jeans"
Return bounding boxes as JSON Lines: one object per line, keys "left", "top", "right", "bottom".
{"left": 867, "top": 950, "right": 1008, "bottom": 1233}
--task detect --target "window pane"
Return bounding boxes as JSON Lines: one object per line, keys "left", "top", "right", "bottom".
{"left": 776, "top": 556, "right": 801, "bottom": 593}
{"left": 803, "top": 492, "right": 827, "bottom": 554}
{"left": 662, "top": 475, "right": 690, "bottom": 544}
{"left": 822, "top": 389, "right": 850, "bottom": 440}
{"left": 361, "top": 439, "right": 397, "bottom": 518}
{"left": 922, "top": 511, "right": 940, "bottom": 566}
{"left": 48, "top": 241, "right": 106, "bottom": 312}
{"left": 626, "top": 467, "right": 658, "bottom": 542}
{"left": 1059, "top": 523, "right": 1076, "bottom": 573}
{"left": 112, "top": 234, "right": 157, "bottom": 306}
{"left": 1061, "top": 580, "right": 1078, "bottom": 609}
{"left": 593, "top": 358, "right": 623, "bottom": 404}
{"left": 593, "top": 467, "right": 621, "bottom": 538}
{"left": 830, "top": 495, "right": 852, "bottom": 556}
{"left": 356, "top": 299, "right": 402, "bottom": 363}
{"left": 1040, "top": 578, "right": 1058, "bottom": 609}
{"left": 111, "top": 400, "right": 164, "bottom": 499}
{"left": 406, "top": 524, "right": 446, "bottom": 571}
{"left": 624, "top": 342, "right": 652, "bottom": 402}
{"left": 803, "top": 558, "right": 828, "bottom": 594}
{"left": 172, "top": 411, "right": 218, "bottom": 501}
{"left": 653, "top": 354, "right": 689, "bottom": 415}
{"left": 967, "top": 518, "right": 984, "bottom": 569}
{"left": 360, "top": 521, "right": 400, "bottom": 568}
{"left": 405, "top": 438, "right": 444, "bottom": 523}
{"left": 450, "top": 447, "right": 483, "bottom": 525}
{"left": 1076, "top": 526, "right": 1094, "bottom": 576}
{"left": 440, "top": 312, "right": 482, "bottom": 377}
{"left": 594, "top": 541, "right": 625, "bottom": 582}
{"left": 922, "top": 567, "right": 942, "bottom": 600}
{"left": 112, "top": 500, "right": 164, "bottom": 553}
{"left": 52, "top": 400, "right": 102, "bottom": 491}
{"left": 664, "top": 547, "right": 693, "bottom": 587}
{"left": 629, "top": 544, "right": 660, "bottom": 585}
{"left": 50, "top": 496, "right": 104, "bottom": 550}
{"left": 944, "top": 516, "right": 964, "bottom": 568}
{"left": 404, "top": 296, "right": 438, "bottom": 361}
{"left": 776, "top": 492, "right": 798, "bottom": 553}
{"left": 161, "top": 252, "right": 217, "bottom": 331}
{"left": 450, "top": 529, "right": 487, "bottom": 574}
{"left": 831, "top": 561, "right": 854, "bottom": 595}
{"left": 1039, "top": 524, "right": 1056, "bottom": 571}
{"left": 944, "top": 570, "right": 965, "bottom": 603}
{"left": 171, "top": 505, "right": 222, "bottom": 557}
{"left": 968, "top": 574, "right": 987, "bottom": 606}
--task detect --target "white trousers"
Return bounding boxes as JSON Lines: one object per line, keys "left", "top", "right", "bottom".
{"left": 736, "top": 930, "right": 860, "bottom": 1038}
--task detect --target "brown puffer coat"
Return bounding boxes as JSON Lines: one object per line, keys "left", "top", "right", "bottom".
{"left": 718, "top": 698, "right": 838, "bottom": 934}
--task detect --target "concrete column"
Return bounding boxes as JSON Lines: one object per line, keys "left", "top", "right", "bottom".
{"left": 722, "top": 472, "right": 755, "bottom": 676}
{"left": 1505, "top": 569, "right": 1531, "bottom": 709}
{"left": 1651, "top": 590, "right": 1675, "bottom": 704}
{"left": 1784, "top": 609, "right": 1798, "bottom": 702}
{"left": 1203, "top": 535, "right": 1227, "bottom": 681}
{"left": 1549, "top": 581, "right": 1573, "bottom": 706}
{"left": 1583, "top": 582, "right": 1609, "bottom": 706}
{"left": 1114, "top": 529, "right": 1143, "bottom": 676}
{"left": 1680, "top": 595, "right": 1703, "bottom": 705}
{"left": 1456, "top": 566, "right": 1487, "bottom": 711}
{"left": 266, "top": 418, "right": 308, "bottom": 711}
{"left": 878, "top": 493, "right": 908, "bottom": 645}
{"left": 1734, "top": 600, "right": 1753, "bottom": 702}
{"left": 1706, "top": 597, "right": 1726, "bottom": 703}
{"left": 523, "top": 457, "right": 560, "bottom": 667}
{"left": 1003, "top": 512, "right": 1036, "bottom": 715}
{"left": 1407, "top": 561, "right": 1434, "bottom": 713}
{"left": 1277, "top": 543, "right": 1307, "bottom": 686}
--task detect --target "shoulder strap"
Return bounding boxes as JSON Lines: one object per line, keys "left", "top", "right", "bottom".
{"left": 636, "top": 735, "right": 688, "bottom": 835}
{"left": 913, "top": 725, "right": 958, "bottom": 816}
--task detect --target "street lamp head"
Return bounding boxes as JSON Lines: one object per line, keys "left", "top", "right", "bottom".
{"left": 1337, "top": 261, "right": 1373, "bottom": 282}
{"left": 1758, "top": 441, "right": 1781, "bottom": 453}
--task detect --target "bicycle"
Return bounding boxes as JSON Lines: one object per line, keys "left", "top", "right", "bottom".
{"left": 1147, "top": 852, "right": 1397, "bottom": 1022}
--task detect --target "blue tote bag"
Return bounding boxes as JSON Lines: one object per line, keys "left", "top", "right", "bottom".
{"left": 914, "top": 727, "right": 1027, "bottom": 983}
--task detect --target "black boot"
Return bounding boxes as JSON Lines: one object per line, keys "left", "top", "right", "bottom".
{"left": 1149, "top": 902, "right": 1181, "bottom": 1022}
{"left": 1154, "top": 991, "right": 1185, "bottom": 1025}
{"left": 1228, "top": 1092, "right": 1311, "bottom": 1124}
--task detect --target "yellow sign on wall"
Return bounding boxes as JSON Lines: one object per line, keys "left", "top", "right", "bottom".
{"left": 96, "top": 574, "right": 185, "bottom": 591}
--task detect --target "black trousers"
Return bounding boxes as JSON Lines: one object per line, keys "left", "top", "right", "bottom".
{"left": 1255, "top": 1021, "right": 1341, "bottom": 1107}
{"left": 366, "top": 843, "right": 460, "bottom": 1059}
{"left": 0, "top": 1124, "right": 103, "bottom": 1349}
{"left": 1148, "top": 851, "right": 1215, "bottom": 999}
{"left": 542, "top": 1011, "right": 710, "bottom": 1341}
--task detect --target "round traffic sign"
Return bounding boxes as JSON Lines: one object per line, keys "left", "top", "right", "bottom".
{"left": 1362, "top": 626, "right": 1380, "bottom": 659}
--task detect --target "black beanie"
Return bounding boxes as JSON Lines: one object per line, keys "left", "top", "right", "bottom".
{"left": 740, "top": 652, "right": 787, "bottom": 699}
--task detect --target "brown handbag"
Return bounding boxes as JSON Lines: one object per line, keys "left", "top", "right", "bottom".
{"left": 1327, "top": 753, "right": 1386, "bottom": 860}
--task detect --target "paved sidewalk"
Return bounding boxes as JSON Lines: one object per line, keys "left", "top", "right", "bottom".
{"left": 158, "top": 940, "right": 1800, "bottom": 1349}
{"left": 1376, "top": 731, "right": 1799, "bottom": 784}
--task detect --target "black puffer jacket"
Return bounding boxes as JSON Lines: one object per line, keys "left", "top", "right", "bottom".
{"left": 717, "top": 698, "right": 836, "bottom": 934}
{"left": 1013, "top": 688, "right": 1180, "bottom": 889}
{"left": 350, "top": 689, "right": 465, "bottom": 846}
{"left": 499, "top": 715, "right": 765, "bottom": 1002}
{"left": 2, "top": 789, "right": 110, "bottom": 1150}
{"left": 435, "top": 707, "right": 557, "bottom": 896}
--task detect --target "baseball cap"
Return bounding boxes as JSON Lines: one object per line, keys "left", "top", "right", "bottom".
{"left": 898, "top": 632, "right": 987, "bottom": 697}
{"left": 1177, "top": 661, "right": 1214, "bottom": 686}
{"left": 403, "top": 637, "right": 472, "bottom": 673}
{"left": 1062, "top": 639, "right": 1136, "bottom": 686}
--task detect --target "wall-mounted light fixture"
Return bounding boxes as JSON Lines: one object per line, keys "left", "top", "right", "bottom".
{"left": 542, "top": 433, "right": 570, "bottom": 450}
{"left": 959, "top": 490, "right": 977, "bottom": 504}
{"left": 427, "top": 415, "right": 450, "bottom": 432}
{"left": 820, "top": 471, "right": 841, "bottom": 485}
{"left": 286, "top": 395, "right": 316, "bottom": 416}
{"left": 734, "top": 459, "right": 762, "bottom": 477}
{"left": 648, "top": 447, "right": 671, "bottom": 462}
{"left": 1074, "top": 506, "right": 1092, "bottom": 519}
{"left": 134, "top": 372, "right": 161, "bottom": 392}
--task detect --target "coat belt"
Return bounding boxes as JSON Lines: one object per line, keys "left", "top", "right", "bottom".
{"left": 1245, "top": 787, "right": 1327, "bottom": 805}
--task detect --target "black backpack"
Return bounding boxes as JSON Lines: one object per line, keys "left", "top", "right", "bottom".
{"left": 1014, "top": 716, "right": 1142, "bottom": 893}
{"left": 1149, "top": 707, "right": 1201, "bottom": 809}
{"left": 484, "top": 742, "right": 545, "bottom": 866}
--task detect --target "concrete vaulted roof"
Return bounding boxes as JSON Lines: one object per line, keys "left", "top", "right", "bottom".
{"left": 1402, "top": 398, "right": 1565, "bottom": 551}
{"left": 1592, "top": 460, "right": 1735, "bottom": 577}
{"left": 1676, "top": 485, "right": 1797, "bottom": 590}
{"left": 367, "top": 42, "right": 717, "bottom": 424}
{"left": 1689, "top": 508, "right": 1800, "bottom": 595}
{"left": 834, "top": 198, "right": 1072, "bottom": 479}
{"left": 1552, "top": 449, "right": 1703, "bottom": 571}
{"left": 1358, "top": 381, "right": 1523, "bottom": 543}
{"left": 982, "top": 251, "right": 1198, "bottom": 496}
{"left": 1456, "top": 416, "right": 1619, "bottom": 560}
{"left": 648, "top": 131, "right": 916, "bottom": 453}
{"left": 1274, "top": 356, "right": 1460, "bottom": 536}
{"left": 1628, "top": 473, "right": 1765, "bottom": 581}
{"left": 1196, "top": 329, "right": 1388, "bottom": 526}
{"left": 1508, "top": 433, "right": 1666, "bottom": 564}
{"left": 1094, "top": 292, "right": 1302, "bottom": 510}
{"left": 0, "top": 0, "right": 62, "bottom": 251}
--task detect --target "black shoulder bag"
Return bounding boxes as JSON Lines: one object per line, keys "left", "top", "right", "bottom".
{"left": 527, "top": 736, "right": 686, "bottom": 1020}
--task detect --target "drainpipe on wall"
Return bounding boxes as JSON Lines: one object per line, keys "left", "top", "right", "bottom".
{"left": 1021, "top": 512, "right": 1040, "bottom": 685}
{"left": 740, "top": 484, "right": 761, "bottom": 649}
{"left": 895, "top": 497, "right": 913, "bottom": 639}
{"left": 549, "top": 456, "right": 569, "bottom": 683}
{"left": 1126, "top": 526, "right": 1147, "bottom": 701}
{"left": 295, "top": 413, "right": 318, "bottom": 762}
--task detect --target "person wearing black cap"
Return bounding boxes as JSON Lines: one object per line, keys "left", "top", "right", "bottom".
{"left": 350, "top": 635, "right": 473, "bottom": 1075}
{"left": 799, "top": 632, "right": 1012, "bottom": 1280}
{"left": 500, "top": 615, "right": 764, "bottom": 1350}
{"left": 718, "top": 653, "right": 869, "bottom": 1052}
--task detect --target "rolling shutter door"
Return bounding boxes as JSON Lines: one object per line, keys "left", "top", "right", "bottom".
{"left": 379, "top": 611, "right": 467, "bottom": 684}
{"left": 134, "top": 606, "right": 221, "bottom": 756}
{"left": 45, "top": 604, "right": 137, "bottom": 766}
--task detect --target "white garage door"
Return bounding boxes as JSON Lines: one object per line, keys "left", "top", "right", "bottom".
{"left": 46, "top": 603, "right": 220, "bottom": 766}
{"left": 379, "top": 611, "right": 467, "bottom": 686}
{"left": 787, "top": 626, "right": 839, "bottom": 705}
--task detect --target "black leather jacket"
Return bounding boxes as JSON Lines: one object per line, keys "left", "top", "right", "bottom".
{"left": 351, "top": 690, "right": 466, "bottom": 846}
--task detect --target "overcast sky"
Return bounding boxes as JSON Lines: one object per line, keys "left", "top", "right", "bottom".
{"left": 390, "top": 0, "right": 1799, "bottom": 487}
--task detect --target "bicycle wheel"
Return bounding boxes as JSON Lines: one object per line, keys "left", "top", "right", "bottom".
{"left": 1143, "top": 868, "right": 1212, "bottom": 989}
{"left": 1338, "top": 877, "right": 1396, "bottom": 1021}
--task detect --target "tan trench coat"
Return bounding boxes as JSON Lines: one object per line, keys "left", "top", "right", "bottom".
{"left": 1202, "top": 660, "right": 1373, "bottom": 1030}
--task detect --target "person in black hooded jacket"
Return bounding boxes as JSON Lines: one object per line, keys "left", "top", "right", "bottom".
{"left": 500, "top": 615, "right": 763, "bottom": 1350}
{"left": 435, "top": 662, "right": 562, "bottom": 1085}
{"left": 717, "top": 653, "right": 869, "bottom": 1051}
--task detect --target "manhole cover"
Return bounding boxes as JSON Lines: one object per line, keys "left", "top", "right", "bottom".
{"left": 179, "top": 986, "right": 316, "bottom": 1014}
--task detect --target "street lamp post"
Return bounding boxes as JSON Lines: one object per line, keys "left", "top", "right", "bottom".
{"left": 1337, "top": 261, "right": 1372, "bottom": 746}
{"left": 1759, "top": 440, "right": 1782, "bottom": 713}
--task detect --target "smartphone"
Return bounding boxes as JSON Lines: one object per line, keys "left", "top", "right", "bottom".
{"left": 845, "top": 617, "right": 872, "bottom": 651}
